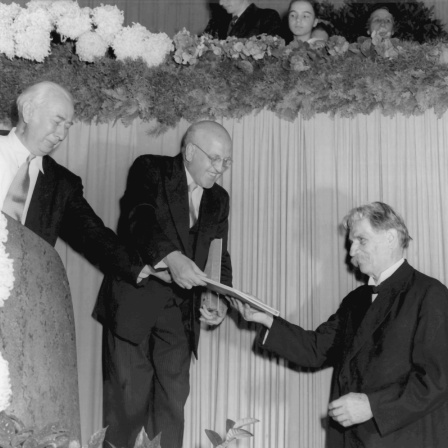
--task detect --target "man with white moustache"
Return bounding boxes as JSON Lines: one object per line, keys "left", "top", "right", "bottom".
{"left": 232, "top": 202, "right": 448, "bottom": 448}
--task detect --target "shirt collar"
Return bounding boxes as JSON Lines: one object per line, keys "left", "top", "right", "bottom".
{"left": 9, "top": 128, "right": 44, "bottom": 174}
{"left": 185, "top": 165, "right": 203, "bottom": 193}
{"left": 368, "top": 257, "right": 405, "bottom": 287}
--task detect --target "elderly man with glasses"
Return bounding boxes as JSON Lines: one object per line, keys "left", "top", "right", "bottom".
{"left": 94, "top": 120, "right": 234, "bottom": 448}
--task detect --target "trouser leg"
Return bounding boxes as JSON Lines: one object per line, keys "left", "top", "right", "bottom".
{"left": 102, "top": 327, "right": 153, "bottom": 448}
{"left": 147, "top": 298, "right": 192, "bottom": 448}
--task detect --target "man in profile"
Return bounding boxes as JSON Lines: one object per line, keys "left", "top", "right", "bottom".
{"left": 204, "top": 0, "right": 282, "bottom": 40}
{"left": 0, "top": 80, "right": 147, "bottom": 283}
{"left": 233, "top": 202, "right": 448, "bottom": 448}
{"left": 94, "top": 121, "right": 233, "bottom": 448}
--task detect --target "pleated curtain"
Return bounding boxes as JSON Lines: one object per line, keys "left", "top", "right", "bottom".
{"left": 50, "top": 109, "right": 448, "bottom": 447}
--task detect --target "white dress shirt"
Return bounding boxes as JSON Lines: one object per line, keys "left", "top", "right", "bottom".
{"left": 368, "top": 257, "right": 405, "bottom": 301}
{"left": 154, "top": 164, "right": 203, "bottom": 271}
{"left": 0, "top": 128, "right": 43, "bottom": 224}
{"left": 185, "top": 165, "right": 203, "bottom": 219}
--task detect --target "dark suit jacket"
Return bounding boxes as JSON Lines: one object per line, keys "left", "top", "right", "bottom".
{"left": 22, "top": 154, "right": 142, "bottom": 283}
{"left": 93, "top": 153, "right": 232, "bottom": 351}
{"left": 262, "top": 261, "right": 448, "bottom": 447}
{"left": 204, "top": 3, "right": 282, "bottom": 40}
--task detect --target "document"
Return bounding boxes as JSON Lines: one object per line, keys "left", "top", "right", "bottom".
{"left": 203, "top": 277, "right": 280, "bottom": 317}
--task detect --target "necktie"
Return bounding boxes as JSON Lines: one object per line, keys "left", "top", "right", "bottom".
{"left": 2, "top": 155, "right": 35, "bottom": 222}
{"left": 188, "top": 183, "right": 198, "bottom": 227}
{"left": 227, "top": 15, "right": 238, "bottom": 36}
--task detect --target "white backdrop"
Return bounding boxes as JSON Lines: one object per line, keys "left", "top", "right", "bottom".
{"left": 50, "top": 109, "right": 448, "bottom": 447}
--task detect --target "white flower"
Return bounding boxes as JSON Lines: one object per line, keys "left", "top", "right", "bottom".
{"left": 0, "top": 352, "right": 12, "bottom": 412}
{"left": 92, "top": 4, "right": 124, "bottom": 46}
{"left": 0, "top": 26, "right": 16, "bottom": 59}
{"left": 0, "top": 213, "right": 14, "bottom": 308}
{"left": 141, "top": 32, "right": 173, "bottom": 67}
{"left": 56, "top": 5, "right": 92, "bottom": 41}
{"left": 113, "top": 23, "right": 149, "bottom": 61}
{"left": 13, "top": 8, "right": 52, "bottom": 62}
{"left": 0, "top": 3, "right": 22, "bottom": 26}
{"left": 76, "top": 31, "right": 108, "bottom": 62}
{"left": 113, "top": 24, "right": 173, "bottom": 67}
{"left": 26, "top": 0, "right": 56, "bottom": 13}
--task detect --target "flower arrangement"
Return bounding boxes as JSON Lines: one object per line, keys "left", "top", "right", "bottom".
{"left": 0, "top": 213, "right": 13, "bottom": 413}
{"left": 0, "top": 0, "right": 172, "bottom": 66}
{"left": 1, "top": 1, "right": 448, "bottom": 133}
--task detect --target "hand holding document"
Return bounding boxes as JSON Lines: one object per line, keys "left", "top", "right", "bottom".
{"left": 229, "top": 295, "right": 274, "bottom": 329}
{"left": 202, "top": 277, "right": 279, "bottom": 317}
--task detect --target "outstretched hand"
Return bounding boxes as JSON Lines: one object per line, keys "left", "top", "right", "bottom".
{"left": 164, "top": 251, "right": 207, "bottom": 289}
{"left": 229, "top": 297, "right": 274, "bottom": 328}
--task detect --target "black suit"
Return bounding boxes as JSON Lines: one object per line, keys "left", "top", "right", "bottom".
{"left": 262, "top": 261, "right": 448, "bottom": 447}
{"left": 0, "top": 130, "right": 142, "bottom": 283}
{"left": 204, "top": 3, "right": 282, "bottom": 40}
{"left": 93, "top": 153, "right": 232, "bottom": 448}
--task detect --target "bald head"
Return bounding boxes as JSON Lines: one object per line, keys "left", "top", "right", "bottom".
{"left": 183, "top": 121, "right": 233, "bottom": 189}
{"left": 183, "top": 121, "right": 232, "bottom": 153}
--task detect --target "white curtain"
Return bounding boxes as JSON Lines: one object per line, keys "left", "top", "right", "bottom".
{"left": 52, "top": 109, "right": 448, "bottom": 447}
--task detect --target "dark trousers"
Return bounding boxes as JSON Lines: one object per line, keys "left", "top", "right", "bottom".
{"left": 102, "top": 298, "right": 192, "bottom": 448}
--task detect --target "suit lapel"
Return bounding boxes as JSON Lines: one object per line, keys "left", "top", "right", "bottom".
{"left": 197, "top": 187, "right": 219, "bottom": 233}
{"left": 164, "top": 154, "right": 190, "bottom": 252}
{"left": 26, "top": 156, "right": 54, "bottom": 225}
{"left": 343, "top": 262, "right": 414, "bottom": 364}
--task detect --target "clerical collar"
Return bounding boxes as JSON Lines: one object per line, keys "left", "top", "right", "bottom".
{"left": 368, "top": 257, "right": 405, "bottom": 287}
{"left": 9, "top": 127, "right": 44, "bottom": 174}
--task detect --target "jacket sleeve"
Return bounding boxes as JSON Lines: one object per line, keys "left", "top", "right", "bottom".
{"left": 261, "top": 302, "right": 349, "bottom": 368}
{"left": 368, "top": 281, "right": 448, "bottom": 436}
{"left": 58, "top": 174, "right": 144, "bottom": 284}
{"left": 118, "top": 156, "right": 179, "bottom": 266}
{"left": 259, "top": 9, "right": 282, "bottom": 37}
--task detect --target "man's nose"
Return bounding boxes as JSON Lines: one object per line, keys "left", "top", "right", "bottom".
{"left": 55, "top": 126, "right": 67, "bottom": 140}
{"left": 349, "top": 242, "right": 358, "bottom": 257}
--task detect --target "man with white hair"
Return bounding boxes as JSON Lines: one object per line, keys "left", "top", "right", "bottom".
{"left": 0, "top": 80, "right": 148, "bottom": 283}
{"left": 233, "top": 202, "right": 448, "bottom": 448}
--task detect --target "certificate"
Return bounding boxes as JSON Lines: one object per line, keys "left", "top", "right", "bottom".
{"left": 203, "top": 278, "right": 280, "bottom": 317}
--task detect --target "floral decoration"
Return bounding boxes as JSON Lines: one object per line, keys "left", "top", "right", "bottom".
{"left": 1, "top": 1, "right": 448, "bottom": 133}
{"left": 0, "top": 213, "right": 13, "bottom": 413}
{"left": 0, "top": 0, "right": 172, "bottom": 66}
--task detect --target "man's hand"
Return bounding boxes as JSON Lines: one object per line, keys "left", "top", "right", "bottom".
{"left": 164, "top": 251, "right": 207, "bottom": 289}
{"left": 136, "top": 265, "right": 172, "bottom": 284}
{"left": 328, "top": 393, "right": 373, "bottom": 427}
{"left": 199, "top": 303, "right": 228, "bottom": 326}
{"left": 229, "top": 297, "right": 273, "bottom": 328}
{"left": 137, "top": 265, "right": 152, "bottom": 283}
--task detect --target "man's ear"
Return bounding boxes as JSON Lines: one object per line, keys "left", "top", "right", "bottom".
{"left": 21, "top": 101, "right": 34, "bottom": 124}
{"left": 185, "top": 142, "right": 195, "bottom": 162}
{"left": 386, "top": 228, "right": 398, "bottom": 246}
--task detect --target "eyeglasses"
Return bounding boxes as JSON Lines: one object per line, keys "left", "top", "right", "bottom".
{"left": 193, "top": 143, "right": 233, "bottom": 170}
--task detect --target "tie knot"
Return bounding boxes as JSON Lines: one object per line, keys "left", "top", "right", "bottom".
{"left": 368, "top": 284, "right": 380, "bottom": 294}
